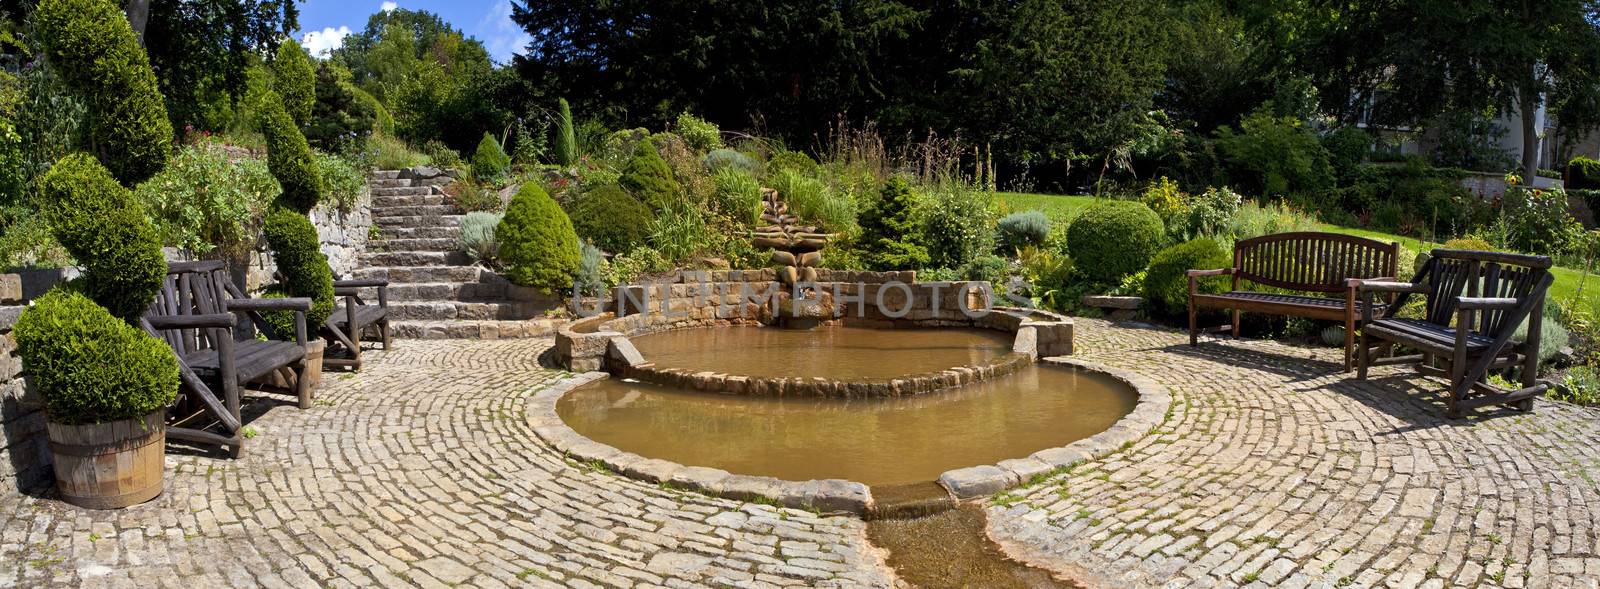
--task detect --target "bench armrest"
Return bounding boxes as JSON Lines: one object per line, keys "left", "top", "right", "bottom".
{"left": 147, "top": 313, "right": 237, "bottom": 330}
{"left": 226, "top": 297, "right": 313, "bottom": 312}
{"left": 1186, "top": 268, "right": 1235, "bottom": 277}
{"left": 333, "top": 279, "right": 388, "bottom": 288}
{"left": 1346, "top": 277, "right": 1396, "bottom": 288}
{"left": 1357, "top": 281, "right": 1426, "bottom": 294}
{"left": 1457, "top": 296, "right": 1521, "bottom": 310}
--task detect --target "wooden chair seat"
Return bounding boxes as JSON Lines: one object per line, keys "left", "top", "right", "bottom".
{"left": 1191, "top": 291, "right": 1386, "bottom": 320}
{"left": 330, "top": 303, "right": 387, "bottom": 331}
{"left": 183, "top": 339, "right": 309, "bottom": 385}
{"left": 1364, "top": 318, "right": 1496, "bottom": 354}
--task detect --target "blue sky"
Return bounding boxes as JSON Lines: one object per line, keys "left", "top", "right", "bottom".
{"left": 296, "top": 0, "right": 531, "bottom": 64}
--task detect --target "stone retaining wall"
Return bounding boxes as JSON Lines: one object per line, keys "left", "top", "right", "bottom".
{"left": 0, "top": 273, "right": 45, "bottom": 497}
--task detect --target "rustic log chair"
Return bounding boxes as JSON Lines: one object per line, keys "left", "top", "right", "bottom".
{"left": 1355, "top": 249, "right": 1554, "bottom": 418}
{"left": 321, "top": 277, "right": 391, "bottom": 371}
{"left": 1187, "top": 232, "right": 1400, "bottom": 369}
{"left": 141, "top": 260, "right": 314, "bottom": 457}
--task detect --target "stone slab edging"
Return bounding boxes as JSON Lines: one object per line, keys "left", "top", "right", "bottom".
{"left": 934, "top": 357, "right": 1172, "bottom": 499}
{"left": 611, "top": 351, "right": 1035, "bottom": 399}
{"left": 527, "top": 372, "right": 875, "bottom": 515}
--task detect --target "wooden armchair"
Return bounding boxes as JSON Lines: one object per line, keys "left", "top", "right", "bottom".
{"left": 1355, "top": 249, "right": 1554, "bottom": 417}
{"left": 142, "top": 260, "right": 315, "bottom": 457}
{"left": 321, "top": 277, "right": 391, "bottom": 371}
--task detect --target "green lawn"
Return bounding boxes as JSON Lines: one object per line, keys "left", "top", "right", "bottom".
{"left": 997, "top": 192, "right": 1600, "bottom": 314}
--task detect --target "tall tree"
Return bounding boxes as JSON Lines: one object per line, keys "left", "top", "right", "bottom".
{"left": 142, "top": 0, "right": 298, "bottom": 132}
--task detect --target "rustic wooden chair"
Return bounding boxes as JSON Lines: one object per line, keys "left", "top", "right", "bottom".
{"left": 1355, "top": 249, "right": 1554, "bottom": 418}
{"left": 142, "top": 260, "right": 314, "bottom": 457}
{"left": 322, "top": 277, "right": 391, "bottom": 370}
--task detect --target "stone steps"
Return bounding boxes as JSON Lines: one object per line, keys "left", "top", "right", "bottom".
{"left": 369, "top": 170, "right": 401, "bottom": 180}
{"left": 371, "top": 186, "right": 435, "bottom": 197}
{"left": 353, "top": 265, "right": 486, "bottom": 284}
{"left": 355, "top": 280, "right": 560, "bottom": 303}
{"left": 379, "top": 226, "right": 461, "bottom": 240}
{"left": 372, "top": 194, "right": 449, "bottom": 208}
{"left": 359, "top": 250, "right": 465, "bottom": 267}
{"left": 388, "top": 300, "right": 546, "bottom": 321}
{"left": 372, "top": 204, "right": 460, "bottom": 218}
{"left": 391, "top": 318, "right": 562, "bottom": 340}
{"left": 375, "top": 215, "right": 462, "bottom": 228}
{"left": 373, "top": 237, "right": 457, "bottom": 252}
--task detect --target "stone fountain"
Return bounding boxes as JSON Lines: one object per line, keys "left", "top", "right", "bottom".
{"left": 750, "top": 188, "right": 836, "bottom": 329}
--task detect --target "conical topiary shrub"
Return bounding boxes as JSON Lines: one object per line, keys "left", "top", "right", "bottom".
{"left": 498, "top": 183, "right": 580, "bottom": 289}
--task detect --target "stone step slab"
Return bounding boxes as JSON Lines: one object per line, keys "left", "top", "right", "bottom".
{"left": 371, "top": 204, "right": 460, "bottom": 218}
{"left": 379, "top": 226, "right": 461, "bottom": 240}
{"left": 391, "top": 318, "right": 562, "bottom": 340}
{"left": 371, "top": 186, "right": 435, "bottom": 197}
{"left": 352, "top": 265, "right": 485, "bottom": 284}
{"left": 375, "top": 215, "right": 462, "bottom": 228}
{"left": 369, "top": 178, "right": 412, "bottom": 188}
{"left": 354, "top": 280, "right": 562, "bottom": 304}
{"left": 373, "top": 237, "right": 458, "bottom": 252}
{"left": 368, "top": 170, "right": 402, "bottom": 180}
{"left": 372, "top": 194, "right": 449, "bottom": 208}
{"left": 360, "top": 250, "right": 468, "bottom": 267}
{"left": 387, "top": 300, "right": 545, "bottom": 321}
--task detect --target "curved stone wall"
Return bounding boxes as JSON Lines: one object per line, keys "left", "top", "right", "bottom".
{"left": 612, "top": 351, "right": 1035, "bottom": 398}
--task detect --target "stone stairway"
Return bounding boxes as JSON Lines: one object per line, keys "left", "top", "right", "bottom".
{"left": 349, "top": 169, "right": 562, "bottom": 339}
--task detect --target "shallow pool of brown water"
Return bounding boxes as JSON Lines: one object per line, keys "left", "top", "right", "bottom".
{"left": 627, "top": 326, "right": 1015, "bottom": 379}
{"left": 556, "top": 364, "right": 1136, "bottom": 486}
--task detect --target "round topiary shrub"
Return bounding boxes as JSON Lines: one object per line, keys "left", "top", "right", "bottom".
{"left": 1143, "top": 238, "right": 1231, "bottom": 317}
{"left": 620, "top": 139, "right": 681, "bottom": 212}
{"left": 258, "top": 90, "right": 324, "bottom": 213}
{"left": 997, "top": 211, "right": 1051, "bottom": 253}
{"left": 272, "top": 38, "right": 316, "bottom": 128}
{"left": 13, "top": 288, "right": 179, "bottom": 425}
{"left": 36, "top": 0, "right": 173, "bottom": 186}
{"left": 1068, "top": 201, "right": 1165, "bottom": 284}
{"left": 471, "top": 132, "right": 511, "bottom": 182}
{"left": 498, "top": 183, "right": 581, "bottom": 289}
{"left": 569, "top": 184, "right": 653, "bottom": 254}
{"left": 38, "top": 153, "right": 166, "bottom": 323}
{"left": 262, "top": 207, "right": 334, "bottom": 335}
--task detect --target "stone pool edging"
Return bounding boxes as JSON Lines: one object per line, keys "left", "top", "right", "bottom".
{"left": 935, "top": 357, "right": 1172, "bottom": 500}
{"left": 527, "top": 371, "right": 876, "bottom": 515}
{"left": 610, "top": 351, "right": 1036, "bottom": 399}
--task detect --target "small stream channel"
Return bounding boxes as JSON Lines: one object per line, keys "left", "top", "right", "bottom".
{"left": 867, "top": 482, "right": 1080, "bottom": 588}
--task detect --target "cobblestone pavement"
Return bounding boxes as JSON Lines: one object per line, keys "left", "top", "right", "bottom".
{"left": 988, "top": 319, "right": 1600, "bottom": 589}
{"left": 0, "top": 339, "right": 896, "bottom": 589}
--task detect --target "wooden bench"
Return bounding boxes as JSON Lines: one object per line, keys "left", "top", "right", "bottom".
{"left": 142, "top": 260, "right": 314, "bottom": 457}
{"left": 322, "top": 277, "right": 391, "bottom": 371}
{"left": 1187, "top": 232, "right": 1400, "bottom": 369}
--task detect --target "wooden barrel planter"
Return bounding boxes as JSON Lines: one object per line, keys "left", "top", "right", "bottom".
{"left": 46, "top": 411, "right": 166, "bottom": 509}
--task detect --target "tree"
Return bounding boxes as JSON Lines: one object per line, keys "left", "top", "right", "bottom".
{"left": 305, "top": 62, "right": 376, "bottom": 152}
{"left": 141, "top": 0, "right": 298, "bottom": 131}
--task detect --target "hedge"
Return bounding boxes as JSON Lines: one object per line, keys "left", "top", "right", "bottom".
{"left": 35, "top": 0, "right": 172, "bottom": 186}
{"left": 272, "top": 39, "right": 317, "bottom": 128}
{"left": 471, "top": 132, "right": 510, "bottom": 182}
{"left": 1569, "top": 157, "right": 1600, "bottom": 190}
{"left": 38, "top": 153, "right": 167, "bottom": 323}
{"left": 1143, "top": 238, "right": 1230, "bottom": 317}
{"left": 570, "top": 184, "right": 653, "bottom": 253}
{"left": 258, "top": 90, "right": 324, "bottom": 213}
{"left": 1067, "top": 200, "right": 1165, "bottom": 284}
{"left": 498, "top": 183, "right": 580, "bottom": 289}
{"left": 13, "top": 289, "right": 179, "bottom": 425}
{"left": 261, "top": 207, "right": 334, "bottom": 334}
{"left": 620, "top": 139, "right": 681, "bottom": 212}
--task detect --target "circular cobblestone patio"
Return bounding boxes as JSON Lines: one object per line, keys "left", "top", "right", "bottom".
{"left": 3, "top": 319, "right": 1599, "bottom": 588}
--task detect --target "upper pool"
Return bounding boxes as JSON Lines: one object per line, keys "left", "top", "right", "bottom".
{"left": 627, "top": 325, "right": 1014, "bottom": 380}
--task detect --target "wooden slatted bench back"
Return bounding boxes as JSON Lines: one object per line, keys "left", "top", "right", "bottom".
{"left": 1416, "top": 249, "right": 1553, "bottom": 337}
{"left": 1234, "top": 232, "right": 1399, "bottom": 292}
{"left": 145, "top": 260, "right": 232, "bottom": 356}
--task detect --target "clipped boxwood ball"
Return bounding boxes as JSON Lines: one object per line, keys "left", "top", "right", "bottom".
{"left": 1143, "top": 237, "right": 1231, "bottom": 317}
{"left": 38, "top": 153, "right": 166, "bottom": 323}
{"left": 1067, "top": 201, "right": 1165, "bottom": 284}
{"left": 498, "top": 183, "right": 580, "bottom": 289}
{"left": 14, "top": 288, "right": 179, "bottom": 425}
{"left": 569, "top": 184, "right": 653, "bottom": 254}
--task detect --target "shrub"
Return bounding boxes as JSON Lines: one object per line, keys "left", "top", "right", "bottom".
{"left": 445, "top": 180, "right": 500, "bottom": 213}
{"left": 1139, "top": 177, "right": 1188, "bottom": 225}
{"left": 136, "top": 143, "right": 278, "bottom": 257}
{"left": 653, "top": 133, "right": 714, "bottom": 207}
{"left": 1213, "top": 109, "right": 1333, "bottom": 197}
{"left": 458, "top": 211, "right": 503, "bottom": 267}
{"left": 766, "top": 150, "right": 819, "bottom": 178}
{"left": 261, "top": 208, "right": 334, "bottom": 333}
{"left": 1224, "top": 200, "right": 1318, "bottom": 240}
{"left": 1502, "top": 187, "right": 1584, "bottom": 256}
{"left": 1568, "top": 156, "right": 1600, "bottom": 190}
{"left": 1067, "top": 201, "right": 1165, "bottom": 284}
{"left": 13, "top": 289, "right": 179, "bottom": 425}
{"left": 1558, "top": 365, "right": 1600, "bottom": 405}
{"left": 650, "top": 204, "right": 712, "bottom": 261}
{"left": 498, "top": 183, "right": 580, "bottom": 289}
{"left": 600, "top": 128, "right": 650, "bottom": 166}
{"left": 554, "top": 98, "right": 577, "bottom": 166}
{"left": 570, "top": 185, "right": 653, "bottom": 253}
{"left": 272, "top": 39, "right": 316, "bottom": 128}
{"left": 1179, "top": 186, "right": 1243, "bottom": 238}
{"left": 607, "top": 246, "right": 671, "bottom": 284}
{"left": 675, "top": 112, "right": 723, "bottom": 152}
{"left": 368, "top": 133, "right": 429, "bottom": 169}
{"left": 620, "top": 139, "right": 681, "bottom": 212}
{"left": 997, "top": 211, "right": 1051, "bottom": 253}
{"left": 958, "top": 254, "right": 1009, "bottom": 285}
{"left": 772, "top": 169, "right": 856, "bottom": 234}
{"left": 423, "top": 140, "right": 461, "bottom": 168}
{"left": 922, "top": 184, "right": 996, "bottom": 269}
{"left": 1143, "top": 238, "right": 1231, "bottom": 317}
{"left": 706, "top": 149, "right": 760, "bottom": 174}
{"left": 471, "top": 132, "right": 511, "bottom": 183}
{"left": 258, "top": 90, "right": 323, "bottom": 213}
{"left": 512, "top": 118, "right": 547, "bottom": 166}
{"left": 859, "top": 177, "right": 930, "bottom": 270}
{"left": 1513, "top": 317, "right": 1569, "bottom": 363}
{"left": 574, "top": 241, "right": 608, "bottom": 296}
{"left": 315, "top": 150, "right": 365, "bottom": 212}
{"left": 1019, "top": 245, "right": 1074, "bottom": 311}
{"left": 1323, "top": 126, "right": 1371, "bottom": 184}
{"left": 711, "top": 168, "right": 763, "bottom": 225}
{"left": 36, "top": 0, "right": 173, "bottom": 185}
{"left": 1442, "top": 237, "right": 1495, "bottom": 251}
{"left": 38, "top": 153, "right": 166, "bottom": 322}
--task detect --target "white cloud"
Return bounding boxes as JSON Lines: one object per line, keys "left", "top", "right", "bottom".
{"left": 476, "top": 1, "right": 531, "bottom": 64}
{"left": 301, "top": 26, "right": 352, "bottom": 58}
{"left": 381, "top": 1, "right": 397, "bottom": 12}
